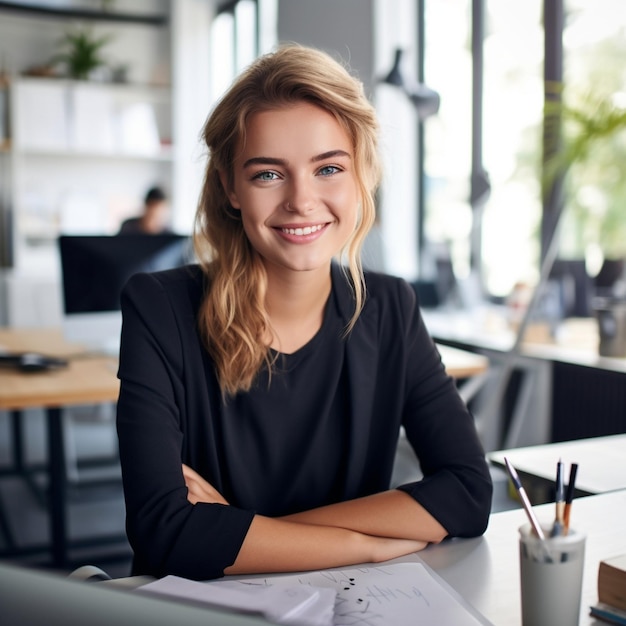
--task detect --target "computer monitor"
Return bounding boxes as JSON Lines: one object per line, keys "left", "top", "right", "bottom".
{"left": 58, "top": 234, "right": 193, "bottom": 354}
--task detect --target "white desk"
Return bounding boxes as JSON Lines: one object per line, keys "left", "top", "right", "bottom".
{"left": 488, "top": 434, "right": 626, "bottom": 495}
{"left": 416, "top": 489, "right": 626, "bottom": 625}
{"left": 101, "top": 490, "right": 626, "bottom": 625}
{"left": 422, "top": 309, "right": 626, "bottom": 451}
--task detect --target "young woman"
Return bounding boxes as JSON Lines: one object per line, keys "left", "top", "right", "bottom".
{"left": 116, "top": 44, "right": 492, "bottom": 581}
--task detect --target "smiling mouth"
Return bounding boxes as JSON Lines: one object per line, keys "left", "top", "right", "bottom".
{"left": 280, "top": 224, "right": 325, "bottom": 236}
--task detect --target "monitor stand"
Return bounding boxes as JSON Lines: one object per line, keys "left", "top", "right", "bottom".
{"left": 62, "top": 311, "right": 122, "bottom": 357}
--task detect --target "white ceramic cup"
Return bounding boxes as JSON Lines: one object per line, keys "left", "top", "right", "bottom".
{"left": 519, "top": 523, "right": 586, "bottom": 626}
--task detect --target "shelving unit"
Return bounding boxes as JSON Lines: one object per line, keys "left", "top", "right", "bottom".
{"left": 0, "top": 1, "right": 168, "bottom": 25}
{"left": 9, "top": 75, "right": 173, "bottom": 247}
{"left": 0, "top": 1, "right": 174, "bottom": 326}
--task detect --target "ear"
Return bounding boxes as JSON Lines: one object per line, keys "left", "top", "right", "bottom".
{"left": 218, "top": 170, "right": 241, "bottom": 209}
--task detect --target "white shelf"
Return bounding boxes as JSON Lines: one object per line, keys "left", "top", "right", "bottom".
{"left": 15, "top": 146, "right": 174, "bottom": 162}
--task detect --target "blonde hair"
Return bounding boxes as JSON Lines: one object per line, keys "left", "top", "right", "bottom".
{"left": 194, "top": 44, "right": 382, "bottom": 397}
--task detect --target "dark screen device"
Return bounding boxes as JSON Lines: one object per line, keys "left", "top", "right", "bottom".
{"left": 0, "top": 352, "right": 68, "bottom": 373}
{"left": 57, "top": 234, "right": 192, "bottom": 353}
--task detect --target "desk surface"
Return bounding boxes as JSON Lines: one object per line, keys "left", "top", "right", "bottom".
{"left": 436, "top": 343, "right": 489, "bottom": 379}
{"left": 423, "top": 308, "right": 626, "bottom": 374}
{"left": 488, "top": 434, "right": 626, "bottom": 495}
{"left": 417, "top": 489, "right": 626, "bottom": 625}
{"left": 0, "top": 327, "right": 487, "bottom": 411}
{"left": 0, "top": 328, "right": 119, "bottom": 409}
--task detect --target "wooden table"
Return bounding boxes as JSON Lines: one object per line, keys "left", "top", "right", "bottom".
{"left": 437, "top": 343, "right": 489, "bottom": 379}
{"left": 0, "top": 328, "right": 120, "bottom": 566}
{"left": 0, "top": 328, "right": 487, "bottom": 567}
{"left": 0, "top": 328, "right": 120, "bottom": 407}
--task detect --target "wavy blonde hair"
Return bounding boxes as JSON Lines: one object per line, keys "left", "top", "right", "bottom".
{"left": 194, "top": 44, "right": 382, "bottom": 397}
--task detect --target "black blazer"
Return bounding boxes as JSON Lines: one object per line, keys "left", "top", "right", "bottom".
{"left": 116, "top": 264, "right": 492, "bottom": 580}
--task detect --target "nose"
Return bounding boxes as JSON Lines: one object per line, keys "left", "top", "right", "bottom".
{"left": 285, "top": 176, "right": 316, "bottom": 214}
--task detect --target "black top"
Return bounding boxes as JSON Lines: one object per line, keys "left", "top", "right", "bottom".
{"left": 221, "top": 290, "right": 350, "bottom": 515}
{"left": 116, "top": 264, "right": 492, "bottom": 580}
{"left": 118, "top": 217, "right": 173, "bottom": 235}
{"left": 117, "top": 217, "right": 145, "bottom": 234}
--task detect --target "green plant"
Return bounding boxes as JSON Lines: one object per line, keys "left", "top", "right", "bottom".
{"left": 53, "top": 27, "right": 113, "bottom": 80}
{"left": 544, "top": 88, "right": 626, "bottom": 260}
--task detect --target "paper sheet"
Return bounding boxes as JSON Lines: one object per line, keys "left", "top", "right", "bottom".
{"left": 139, "top": 575, "right": 335, "bottom": 626}
{"left": 139, "top": 561, "right": 491, "bottom": 626}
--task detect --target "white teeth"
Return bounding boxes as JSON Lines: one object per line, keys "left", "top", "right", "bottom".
{"left": 281, "top": 224, "right": 323, "bottom": 236}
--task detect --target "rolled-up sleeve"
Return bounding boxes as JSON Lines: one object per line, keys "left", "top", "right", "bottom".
{"left": 391, "top": 281, "right": 492, "bottom": 537}
{"left": 116, "top": 271, "right": 254, "bottom": 580}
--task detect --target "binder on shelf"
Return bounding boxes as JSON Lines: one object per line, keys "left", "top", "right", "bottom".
{"left": 15, "top": 81, "right": 69, "bottom": 151}
{"left": 70, "top": 84, "right": 116, "bottom": 153}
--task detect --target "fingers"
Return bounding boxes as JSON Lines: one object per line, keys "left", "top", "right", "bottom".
{"left": 181, "top": 463, "right": 229, "bottom": 506}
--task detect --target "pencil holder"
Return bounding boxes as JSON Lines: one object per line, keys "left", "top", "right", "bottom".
{"left": 518, "top": 524, "right": 586, "bottom": 626}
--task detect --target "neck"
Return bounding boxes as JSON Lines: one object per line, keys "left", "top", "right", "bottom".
{"left": 264, "top": 265, "right": 333, "bottom": 354}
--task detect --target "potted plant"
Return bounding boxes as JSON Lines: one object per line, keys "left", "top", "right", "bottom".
{"left": 53, "top": 26, "right": 113, "bottom": 80}
{"left": 545, "top": 90, "right": 626, "bottom": 355}
{"left": 547, "top": 92, "right": 626, "bottom": 265}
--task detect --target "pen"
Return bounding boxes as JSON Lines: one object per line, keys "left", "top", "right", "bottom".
{"left": 504, "top": 457, "right": 546, "bottom": 540}
{"left": 552, "top": 458, "right": 565, "bottom": 536}
{"left": 563, "top": 462, "right": 578, "bottom": 535}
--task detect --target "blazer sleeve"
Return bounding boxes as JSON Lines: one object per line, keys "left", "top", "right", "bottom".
{"left": 393, "top": 281, "right": 493, "bottom": 537}
{"left": 116, "top": 271, "right": 254, "bottom": 580}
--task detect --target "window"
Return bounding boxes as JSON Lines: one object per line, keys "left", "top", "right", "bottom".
{"left": 422, "top": 0, "right": 544, "bottom": 298}
{"left": 559, "top": 0, "right": 626, "bottom": 273}
{"left": 210, "top": 0, "right": 262, "bottom": 103}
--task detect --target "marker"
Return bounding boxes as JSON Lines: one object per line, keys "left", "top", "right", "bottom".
{"left": 552, "top": 458, "right": 565, "bottom": 536}
{"left": 563, "top": 462, "right": 578, "bottom": 535}
{"left": 504, "top": 457, "right": 546, "bottom": 540}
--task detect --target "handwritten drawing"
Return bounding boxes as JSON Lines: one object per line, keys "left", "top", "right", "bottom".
{"left": 231, "top": 562, "right": 487, "bottom": 626}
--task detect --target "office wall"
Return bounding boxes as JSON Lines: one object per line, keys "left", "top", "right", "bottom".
{"left": 277, "top": 0, "right": 375, "bottom": 98}
{"left": 0, "top": 1, "right": 172, "bottom": 327}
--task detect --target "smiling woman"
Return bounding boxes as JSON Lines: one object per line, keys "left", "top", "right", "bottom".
{"left": 223, "top": 103, "right": 359, "bottom": 288}
{"left": 116, "top": 43, "right": 493, "bottom": 582}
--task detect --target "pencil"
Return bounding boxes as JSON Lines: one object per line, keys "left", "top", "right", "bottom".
{"left": 504, "top": 457, "right": 546, "bottom": 540}
{"left": 563, "top": 462, "right": 579, "bottom": 535}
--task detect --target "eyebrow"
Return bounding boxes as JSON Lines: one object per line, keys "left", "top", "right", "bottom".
{"left": 242, "top": 149, "right": 352, "bottom": 169}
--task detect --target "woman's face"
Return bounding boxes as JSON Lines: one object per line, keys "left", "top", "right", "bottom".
{"left": 223, "top": 102, "right": 360, "bottom": 279}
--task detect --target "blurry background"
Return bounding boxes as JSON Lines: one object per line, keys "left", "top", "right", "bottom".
{"left": 0, "top": 0, "right": 625, "bottom": 577}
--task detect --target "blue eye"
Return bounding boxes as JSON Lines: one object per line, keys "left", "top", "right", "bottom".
{"left": 318, "top": 165, "right": 341, "bottom": 176}
{"left": 253, "top": 171, "right": 279, "bottom": 181}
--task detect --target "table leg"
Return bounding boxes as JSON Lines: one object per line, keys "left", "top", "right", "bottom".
{"left": 46, "top": 407, "right": 68, "bottom": 567}
{"left": 11, "top": 410, "right": 25, "bottom": 472}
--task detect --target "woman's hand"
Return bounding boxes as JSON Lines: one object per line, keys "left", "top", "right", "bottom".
{"left": 182, "top": 463, "right": 229, "bottom": 505}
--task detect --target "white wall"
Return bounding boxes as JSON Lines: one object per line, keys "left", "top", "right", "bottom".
{"left": 170, "top": 0, "right": 213, "bottom": 235}
{"left": 373, "top": 0, "right": 420, "bottom": 280}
